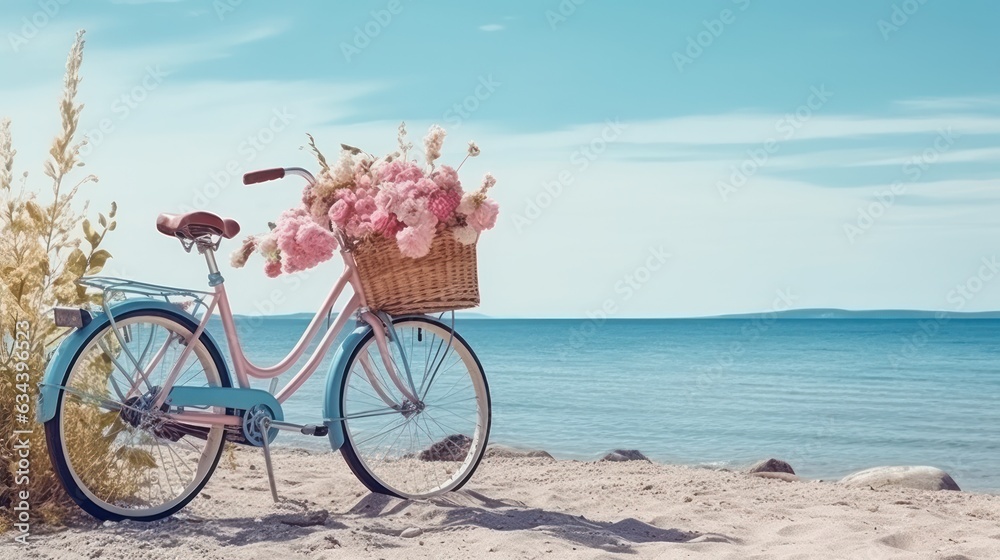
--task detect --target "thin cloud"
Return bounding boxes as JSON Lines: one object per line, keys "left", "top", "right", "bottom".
{"left": 479, "top": 24, "right": 505, "bottom": 32}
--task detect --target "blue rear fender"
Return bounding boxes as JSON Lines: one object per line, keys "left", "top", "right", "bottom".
{"left": 37, "top": 299, "right": 230, "bottom": 423}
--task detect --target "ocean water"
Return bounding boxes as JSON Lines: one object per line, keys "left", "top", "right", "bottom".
{"left": 208, "top": 317, "right": 1000, "bottom": 492}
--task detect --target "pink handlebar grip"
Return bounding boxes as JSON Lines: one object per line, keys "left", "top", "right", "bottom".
{"left": 243, "top": 168, "right": 285, "bottom": 185}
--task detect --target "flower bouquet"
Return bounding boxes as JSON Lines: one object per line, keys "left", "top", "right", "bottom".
{"left": 232, "top": 123, "right": 499, "bottom": 314}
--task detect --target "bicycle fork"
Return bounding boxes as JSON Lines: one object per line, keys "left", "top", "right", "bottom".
{"left": 359, "top": 311, "right": 421, "bottom": 407}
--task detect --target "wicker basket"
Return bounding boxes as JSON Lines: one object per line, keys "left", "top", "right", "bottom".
{"left": 352, "top": 230, "right": 480, "bottom": 315}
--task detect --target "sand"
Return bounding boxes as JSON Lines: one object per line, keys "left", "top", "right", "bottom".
{"left": 4, "top": 446, "right": 1000, "bottom": 559}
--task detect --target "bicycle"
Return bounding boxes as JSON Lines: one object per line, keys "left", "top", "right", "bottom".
{"left": 37, "top": 166, "right": 492, "bottom": 522}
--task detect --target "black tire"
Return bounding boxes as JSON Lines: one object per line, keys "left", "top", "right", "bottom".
{"left": 338, "top": 316, "right": 491, "bottom": 499}
{"left": 44, "top": 308, "right": 231, "bottom": 522}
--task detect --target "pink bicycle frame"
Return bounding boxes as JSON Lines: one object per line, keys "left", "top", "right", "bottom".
{"left": 154, "top": 249, "right": 419, "bottom": 427}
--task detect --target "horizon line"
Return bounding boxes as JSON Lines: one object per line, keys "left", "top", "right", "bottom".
{"left": 226, "top": 308, "right": 1000, "bottom": 320}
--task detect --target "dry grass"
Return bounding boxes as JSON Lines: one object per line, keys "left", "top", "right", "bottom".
{"left": 0, "top": 29, "right": 120, "bottom": 527}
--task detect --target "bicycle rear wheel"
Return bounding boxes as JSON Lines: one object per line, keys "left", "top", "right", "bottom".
{"left": 339, "top": 316, "right": 491, "bottom": 499}
{"left": 44, "top": 308, "right": 229, "bottom": 521}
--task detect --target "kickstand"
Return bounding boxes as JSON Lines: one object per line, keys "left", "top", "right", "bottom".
{"left": 258, "top": 416, "right": 279, "bottom": 503}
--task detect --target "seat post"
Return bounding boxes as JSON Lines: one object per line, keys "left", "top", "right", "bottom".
{"left": 201, "top": 246, "right": 225, "bottom": 287}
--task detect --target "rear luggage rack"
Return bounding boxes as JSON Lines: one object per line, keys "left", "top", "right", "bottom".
{"left": 77, "top": 276, "right": 214, "bottom": 318}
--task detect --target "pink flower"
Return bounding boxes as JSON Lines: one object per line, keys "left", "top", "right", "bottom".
{"left": 378, "top": 160, "right": 423, "bottom": 184}
{"left": 432, "top": 165, "right": 460, "bottom": 192}
{"left": 371, "top": 209, "right": 403, "bottom": 237}
{"left": 270, "top": 206, "right": 339, "bottom": 275}
{"left": 283, "top": 221, "right": 338, "bottom": 273}
{"left": 338, "top": 188, "right": 358, "bottom": 204}
{"left": 375, "top": 185, "right": 399, "bottom": 213}
{"left": 344, "top": 214, "right": 375, "bottom": 238}
{"left": 415, "top": 177, "right": 439, "bottom": 196}
{"left": 356, "top": 187, "right": 375, "bottom": 204}
{"left": 395, "top": 180, "right": 419, "bottom": 200}
{"left": 354, "top": 220, "right": 375, "bottom": 238}
{"left": 264, "top": 260, "right": 282, "bottom": 278}
{"left": 428, "top": 189, "right": 461, "bottom": 222}
{"left": 457, "top": 192, "right": 478, "bottom": 215}
{"left": 396, "top": 223, "right": 436, "bottom": 258}
{"left": 329, "top": 199, "right": 351, "bottom": 226}
{"left": 467, "top": 198, "right": 499, "bottom": 232}
{"left": 397, "top": 198, "right": 435, "bottom": 228}
{"left": 354, "top": 195, "right": 377, "bottom": 217}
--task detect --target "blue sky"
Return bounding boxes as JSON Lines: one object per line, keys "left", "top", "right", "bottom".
{"left": 2, "top": 0, "right": 1000, "bottom": 317}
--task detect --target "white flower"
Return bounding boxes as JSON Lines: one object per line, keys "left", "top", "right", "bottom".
{"left": 453, "top": 226, "right": 478, "bottom": 245}
{"left": 480, "top": 172, "right": 496, "bottom": 193}
{"left": 330, "top": 149, "right": 356, "bottom": 187}
{"left": 258, "top": 234, "right": 279, "bottom": 260}
{"left": 457, "top": 192, "right": 479, "bottom": 215}
{"left": 423, "top": 124, "right": 447, "bottom": 166}
{"left": 230, "top": 236, "right": 256, "bottom": 268}
{"left": 398, "top": 121, "right": 413, "bottom": 157}
{"left": 467, "top": 141, "right": 480, "bottom": 157}
{"left": 230, "top": 250, "right": 249, "bottom": 268}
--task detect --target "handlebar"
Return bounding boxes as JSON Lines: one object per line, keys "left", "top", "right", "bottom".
{"left": 243, "top": 168, "right": 284, "bottom": 184}
{"left": 243, "top": 167, "right": 315, "bottom": 186}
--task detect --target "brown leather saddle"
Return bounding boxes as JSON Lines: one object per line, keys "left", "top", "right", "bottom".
{"left": 156, "top": 211, "right": 241, "bottom": 241}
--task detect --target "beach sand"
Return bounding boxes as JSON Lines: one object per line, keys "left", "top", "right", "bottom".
{"left": 6, "top": 446, "right": 1000, "bottom": 559}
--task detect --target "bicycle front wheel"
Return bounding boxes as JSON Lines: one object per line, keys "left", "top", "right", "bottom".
{"left": 44, "top": 309, "right": 229, "bottom": 521}
{"left": 339, "top": 316, "right": 491, "bottom": 499}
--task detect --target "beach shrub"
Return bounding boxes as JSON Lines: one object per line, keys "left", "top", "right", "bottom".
{"left": 0, "top": 30, "right": 118, "bottom": 529}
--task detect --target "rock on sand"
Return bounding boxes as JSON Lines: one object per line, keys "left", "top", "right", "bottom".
{"left": 601, "top": 449, "right": 650, "bottom": 462}
{"left": 748, "top": 458, "right": 796, "bottom": 475}
{"left": 840, "top": 466, "right": 960, "bottom": 491}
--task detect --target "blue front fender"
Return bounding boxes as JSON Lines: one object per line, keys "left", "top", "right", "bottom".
{"left": 323, "top": 324, "right": 370, "bottom": 451}
{"left": 37, "top": 299, "right": 229, "bottom": 423}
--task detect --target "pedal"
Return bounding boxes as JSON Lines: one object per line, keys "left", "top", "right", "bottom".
{"left": 301, "top": 424, "right": 328, "bottom": 437}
